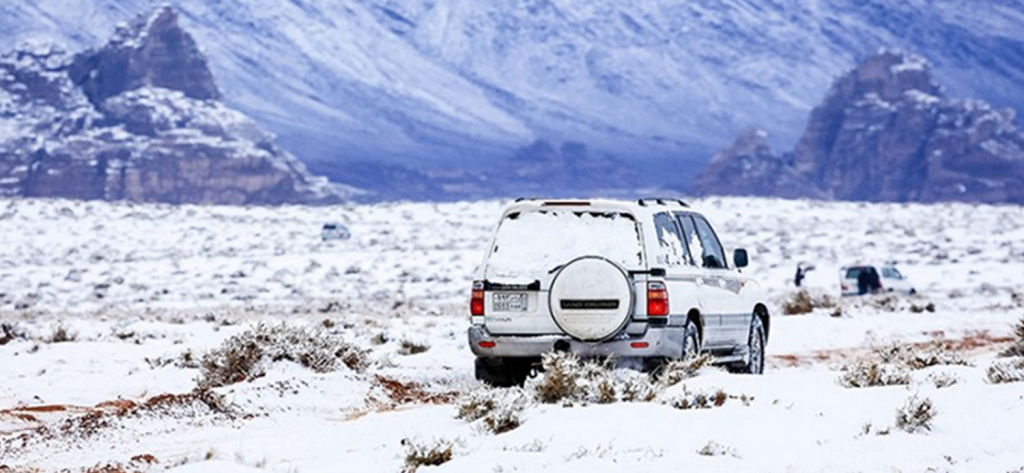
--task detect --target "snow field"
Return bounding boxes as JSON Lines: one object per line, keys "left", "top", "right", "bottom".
{"left": 1, "top": 196, "right": 1023, "bottom": 472}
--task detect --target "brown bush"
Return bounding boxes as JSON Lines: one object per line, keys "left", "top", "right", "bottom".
{"left": 895, "top": 395, "right": 936, "bottom": 433}
{"left": 402, "top": 438, "right": 454, "bottom": 472}
{"left": 199, "top": 324, "right": 368, "bottom": 388}
{"left": 781, "top": 289, "right": 835, "bottom": 315}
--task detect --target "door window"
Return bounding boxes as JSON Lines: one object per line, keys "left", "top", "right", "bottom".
{"left": 652, "top": 213, "right": 688, "bottom": 267}
{"left": 691, "top": 216, "right": 727, "bottom": 269}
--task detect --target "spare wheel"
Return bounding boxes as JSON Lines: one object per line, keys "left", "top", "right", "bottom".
{"left": 548, "top": 256, "right": 634, "bottom": 341}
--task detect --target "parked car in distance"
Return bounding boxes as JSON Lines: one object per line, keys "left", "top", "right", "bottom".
{"left": 467, "top": 198, "right": 770, "bottom": 386}
{"left": 839, "top": 264, "right": 915, "bottom": 296}
{"left": 320, "top": 222, "right": 351, "bottom": 241}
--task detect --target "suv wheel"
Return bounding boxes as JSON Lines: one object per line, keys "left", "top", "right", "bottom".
{"left": 475, "top": 358, "right": 532, "bottom": 387}
{"left": 730, "top": 314, "right": 765, "bottom": 374}
{"left": 682, "top": 319, "right": 700, "bottom": 360}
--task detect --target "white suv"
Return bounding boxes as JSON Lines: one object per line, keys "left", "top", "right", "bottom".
{"left": 467, "top": 199, "right": 770, "bottom": 386}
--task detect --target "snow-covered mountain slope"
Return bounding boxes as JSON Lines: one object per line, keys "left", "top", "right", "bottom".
{"left": 2, "top": 0, "right": 1023, "bottom": 183}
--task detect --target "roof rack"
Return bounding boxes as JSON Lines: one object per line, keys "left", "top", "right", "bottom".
{"left": 637, "top": 198, "right": 689, "bottom": 207}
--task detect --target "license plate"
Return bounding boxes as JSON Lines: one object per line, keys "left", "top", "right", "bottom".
{"left": 492, "top": 292, "right": 528, "bottom": 312}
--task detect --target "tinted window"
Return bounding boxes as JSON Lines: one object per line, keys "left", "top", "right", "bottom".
{"left": 675, "top": 214, "right": 699, "bottom": 266}
{"left": 691, "top": 216, "right": 727, "bottom": 269}
{"left": 882, "top": 267, "right": 902, "bottom": 279}
{"left": 653, "top": 213, "right": 687, "bottom": 267}
{"left": 845, "top": 266, "right": 872, "bottom": 279}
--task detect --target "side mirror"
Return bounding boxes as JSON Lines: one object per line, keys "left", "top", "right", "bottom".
{"left": 733, "top": 248, "right": 749, "bottom": 268}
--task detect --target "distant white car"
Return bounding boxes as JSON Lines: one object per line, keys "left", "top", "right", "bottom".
{"left": 320, "top": 223, "right": 351, "bottom": 241}
{"left": 839, "top": 264, "right": 915, "bottom": 296}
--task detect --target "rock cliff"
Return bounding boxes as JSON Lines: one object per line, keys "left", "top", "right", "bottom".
{"left": 693, "top": 51, "right": 1024, "bottom": 204}
{"left": 0, "top": 7, "right": 350, "bottom": 205}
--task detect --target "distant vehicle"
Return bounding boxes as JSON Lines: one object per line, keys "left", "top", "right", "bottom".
{"left": 467, "top": 198, "right": 770, "bottom": 387}
{"left": 320, "top": 223, "right": 351, "bottom": 241}
{"left": 840, "top": 264, "right": 915, "bottom": 296}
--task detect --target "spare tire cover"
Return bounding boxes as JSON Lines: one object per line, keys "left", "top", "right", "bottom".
{"left": 549, "top": 256, "right": 634, "bottom": 341}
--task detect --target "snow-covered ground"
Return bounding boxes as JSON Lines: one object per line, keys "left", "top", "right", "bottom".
{"left": 1, "top": 197, "right": 1023, "bottom": 472}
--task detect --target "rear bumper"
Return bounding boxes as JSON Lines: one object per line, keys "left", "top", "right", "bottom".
{"left": 468, "top": 324, "right": 685, "bottom": 359}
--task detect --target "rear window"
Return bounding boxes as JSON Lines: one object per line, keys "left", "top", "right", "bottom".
{"left": 485, "top": 210, "right": 643, "bottom": 278}
{"left": 844, "top": 266, "right": 870, "bottom": 279}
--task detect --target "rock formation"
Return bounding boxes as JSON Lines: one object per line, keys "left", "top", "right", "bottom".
{"left": 693, "top": 51, "right": 1024, "bottom": 204}
{"left": 0, "top": 7, "right": 351, "bottom": 205}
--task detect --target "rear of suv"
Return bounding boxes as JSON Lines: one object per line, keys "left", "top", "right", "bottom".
{"left": 467, "top": 199, "right": 770, "bottom": 386}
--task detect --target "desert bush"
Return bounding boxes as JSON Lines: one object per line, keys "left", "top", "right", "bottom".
{"left": 838, "top": 361, "right": 911, "bottom": 388}
{"left": 781, "top": 289, "right": 836, "bottom": 315}
{"left": 986, "top": 358, "right": 1024, "bottom": 384}
{"left": 199, "top": 324, "right": 368, "bottom": 388}
{"left": 402, "top": 438, "right": 454, "bottom": 473}
{"left": 663, "top": 387, "right": 732, "bottom": 410}
{"left": 530, "top": 352, "right": 621, "bottom": 405}
{"left": 658, "top": 353, "right": 717, "bottom": 387}
{"left": 0, "top": 323, "right": 24, "bottom": 345}
{"left": 697, "top": 440, "right": 738, "bottom": 458}
{"left": 455, "top": 386, "right": 531, "bottom": 434}
{"left": 399, "top": 339, "right": 430, "bottom": 356}
{"left": 876, "top": 343, "right": 968, "bottom": 370}
{"left": 927, "top": 371, "right": 961, "bottom": 389}
{"left": 1000, "top": 318, "right": 1024, "bottom": 357}
{"left": 48, "top": 325, "right": 77, "bottom": 343}
{"left": 895, "top": 395, "right": 936, "bottom": 433}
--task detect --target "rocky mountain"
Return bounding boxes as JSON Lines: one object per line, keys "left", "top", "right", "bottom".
{"left": 3, "top": 0, "right": 1024, "bottom": 194}
{"left": 0, "top": 7, "right": 349, "bottom": 205}
{"left": 692, "top": 51, "right": 1024, "bottom": 204}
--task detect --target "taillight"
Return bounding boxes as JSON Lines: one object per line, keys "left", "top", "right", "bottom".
{"left": 470, "top": 280, "right": 485, "bottom": 316}
{"left": 647, "top": 281, "right": 669, "bottom": 317}
{"left": 841, "top": 285, "right": 849, "bottom": 291}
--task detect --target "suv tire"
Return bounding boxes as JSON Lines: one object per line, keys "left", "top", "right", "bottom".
{"left": 475, "top": 357, "right": 532, "bottom": 387}
{"left": 729, "top": 314, "right": 765, "bottom": 374}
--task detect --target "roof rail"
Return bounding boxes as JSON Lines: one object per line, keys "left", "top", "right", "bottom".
{"left": 637, "top": 198, "right": 689, "bottom": 207}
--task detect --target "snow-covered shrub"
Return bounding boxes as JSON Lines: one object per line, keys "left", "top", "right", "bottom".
{"left": 455, "top": 386, "right": 531, "bottom": 434}
{"left": 781, "top": 289, "right": 836, "bottom": 315}
{"left": 895, "top": 395, "right": 936, "bottom": 433}
{"left": 0, "top": 322, "right": 24, "bottom": 345}
{"left": 199, "top": 324, "right": 367, "bottom": 388}
{"left": 999, "top": 317, "right": 1024, "bottom": 357}
{"left": 663, "top": 387, "right": 730, "bottom": 410}
{"left": 986, "top": 358, "right": 1024, "bottom": 384}
{"left": 697, "top": 440, "right": 738, "bottom": 458}
{"left": 47, "top": 324, "right": 77, "bottom": 343}
{"left": 658, "top": 353, "right": 717, "bottom": 387}
{"left": 398, "top": 339, "right": 430, "bottom": 356}
{"left": 838, "top": 361, "right": 911, "bottom": 388}
{"left": 619, "top": 371, "right": 658, "bottom": 402}
{"left": 876, "top": 343, "right": 969, "bottom": 370}
{"left": 530, "top": 352, "right": 620, "bottom": 405}
{"left": 927, "top": 371, "right": 961, "bottom": 389}
{"left": 402, "top": 438, "right": 454, "bottom": 473}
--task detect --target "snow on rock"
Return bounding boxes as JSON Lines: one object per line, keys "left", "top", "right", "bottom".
{"left": 0, "top": 7, "right": 354, "bottom": 205}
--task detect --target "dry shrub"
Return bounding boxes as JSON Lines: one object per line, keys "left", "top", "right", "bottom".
{"left": 402, "top": 438, "right": 454, "bottom": 473}
{"left": 927, "top": 372, "right": 960, "bottom": 389}
{"left": 199, "top": 324, "right": 367, "bottom": 388}
{"left": 987, "top": 358, "right": 1024, "bottom": 384}
{"left": 664, "top": 387, "right": 738, "bottom": 410}
{"left": 1, "top": 323, "right": 23, "bottom": 345}
{"left": 531, "top": 352, "right": 620, "bottom": 404}
{"left": 48, "top": 325, "right": 77, "bottom": 343}
{"left": 658, "top": 353, "right": 716, "bottom": 387}
{"left": 1000, "top": 318, "right": 1024, "bottom": 357}
{"left": 876, "top": 343, "right": 969, "bottom": 370}
{"left": 697, "top": 440, "right": 738, "bottom": 457}
{"left": 399, "top": 339, "right": 430, "bottom": 356}
{"left": 373, "top": 375, "right": 454, "bottom": 405}
{"left": 781, "top": 289, "right": 835, "bottom": 315}
{"left": 895, "top": 395, "right": 936, "bottom": 433}
{"left": 455, "top": 386, "right": 531, "bottom": 434}
{"left": 838, "top": 361, "right": 911, "bottom": 388}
